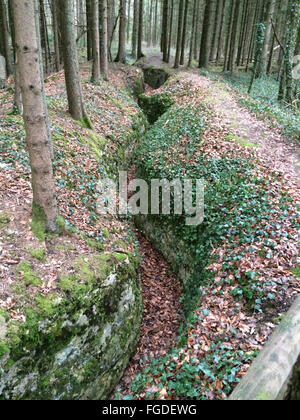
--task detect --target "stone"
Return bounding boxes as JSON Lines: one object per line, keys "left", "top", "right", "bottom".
{"left": 143, "top": 67, "right": 170, "bottom": 89}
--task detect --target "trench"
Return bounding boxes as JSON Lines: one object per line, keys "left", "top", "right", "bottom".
{"left": 113, "top": 77, "right": 183, "bottom": 398}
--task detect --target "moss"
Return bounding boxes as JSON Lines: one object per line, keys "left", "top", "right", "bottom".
{"left": 17, "top": 262, "right": 42, "bottom": 287}
{"left": 81, "top": 133, "right": 108, "bottom": 161}
{"left": 35, "top": 294, "right": 59, "bottom": 317}
{"left": 56, "top": 244, "right": 76, "bottom": 251}
{"left": 0, "top": 340, "right": 9, "bottom": 358}
{"left": 28, "top": 248, "right": 46, "bottom": 262}
{"left": 113, "top": 252, "right": 128, "bottom": 262}
{"left": 31, "top": 203, "right": 47, "bottom": 242}
{"left": 143, "top": 67, "right": 170, "bottom": 89}
{"left": 0, "top": 309, "right": 10, "bottom": 322}
{"left": 291, "top": 266, "right": 300, "bottom": 278}
{"left": 84, "top": 237, "right": 105, "bottom": 251}
{"left": 138, "top": 92, "right": 174, "bottom": 124}
{"left": 103, "top": 228, "right": 109, "bottom": 239}
{"left": 0, "top": 211, "right": 11, "bottom": 229}
{"left": 77, "top": 116, "right": 93, "bottom": 130}
{"left": 225, "top": 135, "right": 259, "bottom": 148}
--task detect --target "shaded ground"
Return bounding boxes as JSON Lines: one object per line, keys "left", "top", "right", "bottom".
{"left": 115, "top": 233, "right": 182, "bottom": 397}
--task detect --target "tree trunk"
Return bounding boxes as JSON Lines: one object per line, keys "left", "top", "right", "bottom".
{"left": 12, "top": 0, "right": 58, "bottom": 233}
{"left": 100, "top": 0, "right": 108, "bottom": 80}
{"left": 137, "top": 0, "right": 144, "bottom": 59}
{"left": 58, "top": 0, "right": 91, "bottom": 126}
{"left": 180, "top": 0, "right": 189, "bottom": 65}
{"left": 115, "top": 0, "right": 127, "bottom": 63}
{"left": 260, "top": 0, "right": 277, "bottom": 75}
{"left": 188, "top": 0, "right": 197, "bottom": 67}
{"left": 174, "top": 0, "right": 184, "bottom": 68}
{"left": 91, "top": 0, "right": 100, "bottom": 82}
{"left": 132, "top": 0, "right": 139, "bottom": 57}
{"left": 162, "top": 0, "right": 169, "bottom": 62}
{"left": 199, "top": 0, "right": 214, "bottom": 68}
{"left": 0, "top": 0, "right": 12, "bottom": 75}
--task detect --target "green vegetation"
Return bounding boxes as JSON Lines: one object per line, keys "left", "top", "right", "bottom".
{"left": 31, "top": 203, "right": 47, "bottom": 242}
{"left": 28, "top": 248, "right": 46, "bottom": 262}
{"left": 138, "top": 92, "right": 174, "bottom": 124}
{"left": 0, "top": 212, "right": 10, "bottom": 229}
{"left": 213, "top": 71, "right": 300, "bottom": 143}
{"left": 129, "top": 94, "right": 295, "bottom": 400}
{"left": 17, "top": 262, "right": 42, "bottom": 287}
{"left": 291, "top": 266, "right": 300, "bottom": 278}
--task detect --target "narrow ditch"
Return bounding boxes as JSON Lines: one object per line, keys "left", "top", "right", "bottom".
{"left": 114, "top": 83, "right": 183, "bottom": 398}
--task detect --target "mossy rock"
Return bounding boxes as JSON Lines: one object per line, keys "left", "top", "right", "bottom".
{"left": 138, "top": 93, "right": 174, "bottom": 124}
{"left": 143, "top": 67, "right": 170, "bottom": 89}
{"left": 0, "top": 252, "right": 142, "bottom": 400}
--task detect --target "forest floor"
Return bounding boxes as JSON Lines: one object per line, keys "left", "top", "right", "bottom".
{"left": 114, "top": 55, "right": 300, "bottom": 400}
{"left": 0, "top": 57, "right": 299, "bottom": 400}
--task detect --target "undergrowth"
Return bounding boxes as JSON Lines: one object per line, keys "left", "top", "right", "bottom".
{"left": 210, "top": 70, "right": 300, "bottom": 143}
{"left": 116, "top": 99, "right": 296, "bottom": 400}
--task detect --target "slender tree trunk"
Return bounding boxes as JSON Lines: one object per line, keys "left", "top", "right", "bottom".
{"left": 174, "top": 0, "right": 184, "bottom": 68}
{"left": 12, "top": 0, "right": 58, "bottom": 233}
{"left": 115, "top": 0, "right": 127, "bottom": 62}
{"left": 167, "top": 0, "right": 174, "bottom": 62}
{"left": 260, "top": 0, "right": 277, "bottom": 75}
{"left": 162, "top": 0, "right": 169, "bottom": 62}
{"left": 137, "top": 0, "right": 144, "bottom": 59}
{"left": 59, "top": 0, "right": 91, "bottom": 126}
{"left": 0, "top": 0, "right": 12, "bottom": 75}
{"left": 91, "top": 0, "right": 100, "bottom": 81}
{"left": 100, "top": 0, "right": 108, "bottom": 80}
{"left": 52, "top": 0, "right": 61, "bottom": 72}
{"left": 180, "top": 0, "right": 189, "bottom": 65}
{"left": 188, "top": 0, "right": 197, "bottom": 67}
{"left": 132, "top": 0, "right": 139, "bottom": 57}
{"left": 86, "top": 0, "right": 93, "bottom": 60}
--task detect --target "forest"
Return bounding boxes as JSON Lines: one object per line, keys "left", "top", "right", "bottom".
{"left": 0, "top": 0, "right": 299, "bottom": 402}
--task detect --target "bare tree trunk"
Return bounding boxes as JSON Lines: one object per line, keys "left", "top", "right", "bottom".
{"left": 199, "top": 0, "right": 214, "bottom": 68}
{"left": 91, "top": 0, "right": 100, "bottom": 82}
{"left": 52, "top": 0, "right": 62, "bottom": 72}
{"left": 115, "top": 0, "right": 127, "bottom": 63}
{"left": 100, "top": 0, "right": 108, "bottom": 80}
{"left": 0, "top": 0, "right": 12, "bottom": 75}
{"left": 188, "top": 0, "right": 197, "bottom": 67}
{"left": 260, "top": 0, "right": 277, "bottom": 75}
{"left": 174, "top": 0, "right": 184, "bottom": 68}
{"left": 137, "top": 0, "right": 144, "bottom": 59}
{"left": 162, "top": 0, "right": 169, "bottom": 62}
{"left": 132, "top": 0, "right": 139, "bottom": 57}
{"left": 59, "top": 0, "right": 91, "bottom": 126}
{"left": 12, "top": 0, "right": 58, "bottom": 233}
{"left": 180, "top": 0, "right": 189, "bottom": 65}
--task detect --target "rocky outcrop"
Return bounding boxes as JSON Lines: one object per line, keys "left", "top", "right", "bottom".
{"left": 0, "top": 253, "right": 142, "bottom": 400}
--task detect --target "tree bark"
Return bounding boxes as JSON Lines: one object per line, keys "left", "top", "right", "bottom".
{"left": 180, "top": 0, "right": 189, "bottom": 65}
{"left": 12, "top": 0, "right": 58, "bottom": 233}
{"left": 137, "top": 0, "right": 144, "bottom": 59}
{"left": 100, "top": 0, "right": 108, "bottom": 80}
{"left": 115, "top": 0, "right": 127, "bottom": 63}
{"left": 174, "top": 0, "right": 184, "bottom": 68}
{"left": 0, "top": 0, "right": 13, "bottom": 75}
{"left": 91, "top": 0, "right": 100, "bottom": 82}
{"left": 199, "top": 0, "right": 214, "bottom": 68}
{"left": 58, "top": 0, "right": 91, "bottom": 126}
